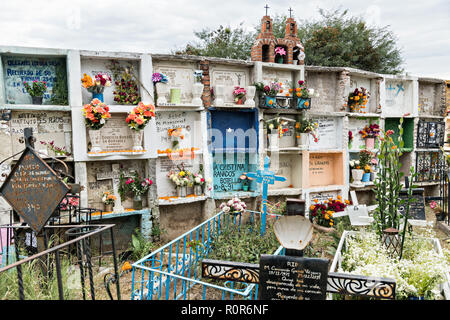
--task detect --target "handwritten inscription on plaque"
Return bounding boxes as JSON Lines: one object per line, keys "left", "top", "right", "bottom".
{"left": 259, "top": 255, "right": 329, "bottom": 300}
{"left": 0, "top": 148, "right": 69, "bottom": 233}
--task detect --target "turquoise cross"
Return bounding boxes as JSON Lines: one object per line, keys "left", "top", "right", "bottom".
{"left": 246, "top": 156, "right": 286, "bottom": 235}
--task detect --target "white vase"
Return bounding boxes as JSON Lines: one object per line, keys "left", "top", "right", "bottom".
{"left": 88, "top": 128, "right": 102, "bottom": 153}
{"left": 351, "top": 169, "right": 364, "bottom": 185}
{"left": 192, "top": 82, "right": 204, "bottom": 106}
{"left": 131, "top": 129, "right": 144, "bottom": 151}
{"left": 268, "top": 133, "right": 279, "bottom": 150}
{"left": 156, "top": 82, "right": 169, "bottom": 105}
{"left": 297, "top": 133, "right": 309, "bottom": 148}
{"left": 244, "top": 85, "right": 256, "bottom": 108}
{"left": 214, "top": 85, "right": 225, "bottom": 107}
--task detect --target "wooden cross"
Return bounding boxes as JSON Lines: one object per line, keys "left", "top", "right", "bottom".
{"left": 246, "top": 156, "right": 286, "bottom": 235}
{"left": 96, "top": 164, "right": 133, "bottom": 213}
{"left": 265, "top": 4, "right": 269, "bottom": 15}
{"left": 288, "top": 7, "right": 293, "bottom": 18}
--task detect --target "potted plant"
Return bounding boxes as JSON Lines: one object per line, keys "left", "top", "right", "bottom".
{"left": 82, "top": 99, "right": 111, "bottom": 153}
{"left": 239, "top": 174, "right": 252, "bottom": 191}
{"left": 348, "top": 87, "right": 370, "bottom": 113}
{"left": 102, "top": 191, "right": 116, "bottom": 212}
{"left": 152, "top": 72, "right": 169, "bottom": 105}
{"left": 24, "top": 80, "right": 47, "bottom": 104}
{"left": 349, "top": 159, "right": 363, "bottom": 185}
{"left": 295, "top": 80, "right": 318, "bottom": 109}
{"left": 359, "top": 149, "right": 375, "bottom": 183}
{"left": 295, "top": 117, "right": 319, "bottom": 148}
{"left": 192, "top": 70, "right": 204, "bottom": 106}
{"left": 430, "top": 200, "right": 445, "bottom": 221}
{"left": 359, "top": 123, "right": 380, "bottom": 150}
{"left": 274, "top": 46, "right": 286, "bottom": 64}
{"left": 126, "top": 102, "right": 155, "bottom": 151}
{"left": 233, "top": 86, "right": 246, "bottom": 105}
{"left": 263, "top": 82, "right": 282, "bottom": 107}
{"left": 81, "top": 73, "right": 112, "bottom": 102}
{"left": 124, "top": 172, "right": 152, "bottom": 210}
{"left": 219, "top": 196, "right": 247, "bottom": 216}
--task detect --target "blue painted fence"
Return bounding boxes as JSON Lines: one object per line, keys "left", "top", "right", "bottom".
{"left": 131, "top": 209, "right": 284, "bottom": 300}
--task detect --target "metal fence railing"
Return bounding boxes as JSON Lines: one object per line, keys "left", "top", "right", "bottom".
{"left": 0, "top": 224, "right": 120, "bottom": 300}
{"left": 131, "top": 210, "right": 283, "bottom": 300}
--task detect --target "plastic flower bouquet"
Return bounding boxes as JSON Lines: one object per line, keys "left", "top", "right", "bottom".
{"left": 359, "top": 124, "right": 380, "bottom": 138}
{"left": 192, "top": 173, "right": 206, "bottom": 186}
{"left": 82, "top": 99, "right": 111, "bottom": 130}
{"left": 295, "top": 118, "right": 319, "bottom": 142}
{"left": 102, "top": 191, "right": 116, "bottom": 205}
{"left": 219, "top": 196, "right": 247, "bottom": 215}
{"left": 266, "top": 117, "right": 289, "bottom": 138}
{"left": 348, "top": 87, "right": 370, "bottom": 112}
{"left": 152, "top": 72, "right": 168, "bottom": 84}
{"left": 263, "top": 82, "right": 282, "bottom": 97}
{"left": 309, "top": 196, "right": 350, "bottom": 228}
{"left": 126, "top": 102, "right": 155, "bottom": 131}
{"left": 81, "top": 73, "right": 112, "bottom": 94}
{"left": 233, "top": 86, "right": 246, "bottom": 104}
{"left": 168, "top": 166, "right": 191, "bottom": 188}
{"left": 168, "top": 127, "right": 185, "bottom": 148}
{"left": 24, "top": 80, "right": 47, "bottom": 97}
{"left": 125, "top": 172, "right": 152, "bottom": 196}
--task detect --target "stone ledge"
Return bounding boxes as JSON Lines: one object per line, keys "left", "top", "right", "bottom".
{"left": 436, "top": 221, "right": 450, "bottom": 236}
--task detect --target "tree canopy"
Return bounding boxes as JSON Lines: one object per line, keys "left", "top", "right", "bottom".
{"left": 174, "top": 8, "right": 404, "bottom": 74}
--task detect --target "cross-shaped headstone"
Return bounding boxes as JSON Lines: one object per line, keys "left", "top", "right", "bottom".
{"left": 246, "top": 156, "right": 286, "bottom": 235}
{"left": 96, "top": 164, "right": 133, "bottom": 213}
{"left": 265, "top": 4, "right": 270, "bottom": 15}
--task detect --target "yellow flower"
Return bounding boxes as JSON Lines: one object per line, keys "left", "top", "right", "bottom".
{"left": 330, "top": 222, "right": 334, "bottom": 226}
{"left": 310, "top": 205, "right": 316, "bottom": 210}
{"left": 345, "top": 199, "right": 350, "bottom": 205}
{"left": 325, "top": 214, "right": 329, "bottom": 220}
{"left": 121, "top": 261, "right": 132, "bottom": 272}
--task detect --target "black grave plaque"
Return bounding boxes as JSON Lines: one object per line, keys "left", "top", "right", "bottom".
{"left": 398, "top": 188, "right": 425, "bottom": 220}
{"left": 259, "top": 255, "right": 329, "bottom": 300}
{"left": 0, "top": 147, "right": 69, "bottom": 233}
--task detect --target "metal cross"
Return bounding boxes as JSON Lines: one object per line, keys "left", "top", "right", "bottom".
{"left": 246, "top": 156, "right": 286, "bottom": 235}
{"left": 288, "top": 7, "right": 293, "bottom": 18}
{"left": 265, "top": 4, "right": 269, "bottom": 15}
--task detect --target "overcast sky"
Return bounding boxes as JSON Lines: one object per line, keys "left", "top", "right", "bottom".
{"left": 0, "top": 0, "right": 449, "bottom": 79}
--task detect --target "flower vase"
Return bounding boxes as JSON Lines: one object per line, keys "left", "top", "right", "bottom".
{"left": 131, "top": 129, "right": 144, "bottom": 151}
{"left": 268, "top": 133, "right": 279, "bottom": 150}
{"left": 362, "top": 172, "right": 371, "bottom": 182}
{"left": 297, "top": 133, "right": 309, "bottom": 149}
{"left": 194, "top": 185, "right": 203, "bottom": 196}
{"left": 170, "top": 88, "right": 181, "bottom": 104}
{"left": 276, "top": 56, "right": 284, "bottom": 64}
{"left": 156, "top": 83, "right": 169, "bottom": 105}
{"left": 244, "top": 85, "right": 256, "bottom": 108}
{"left": 88, "top": 128, "right": 102, "bottom": 153}
{"left": 296, "top": 98, "right": 311, "bottom": 110}
{"left": 265, "top": 96, "right": 276, "bottom": 108}
{"left": 104, "top": 203, "right": 113, "bottom": 212}
{"left": 177, "top": 186, "right": 187, "bottom": 197}
{"left": 365, "top": 137, "right": 375, "bottom": 150}
{"left": 92, "top": 92, "right": 104, "bottom": 102}
{"left": 242, "top": 185, "right": 249, "bottom": 192}
{"left": 192, "top": 82, "right": 204, "bottom": 106}
{"left": 351, "top": 169, "right": 364, "bottom": 185}
{"left": 133, "top": 194, "right": 143, "bottom": 210}
{"left": 31, "top": 96, "right": 43, "bottom": 105}
{"left": 214, "top": 85, "right": 225, "bottom": 107}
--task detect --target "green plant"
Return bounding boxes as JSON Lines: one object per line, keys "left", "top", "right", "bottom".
{"left": 49, "top": 61, "right": 69, "bottom": 105}
{"left": 129, "top": 228, "right": 155, "bottom": 261}
{"left": 23, "top": 80, "right": 47, "bottom": 97}
{"left": 372, "top": 118, "right": 416, "bottom": 238}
